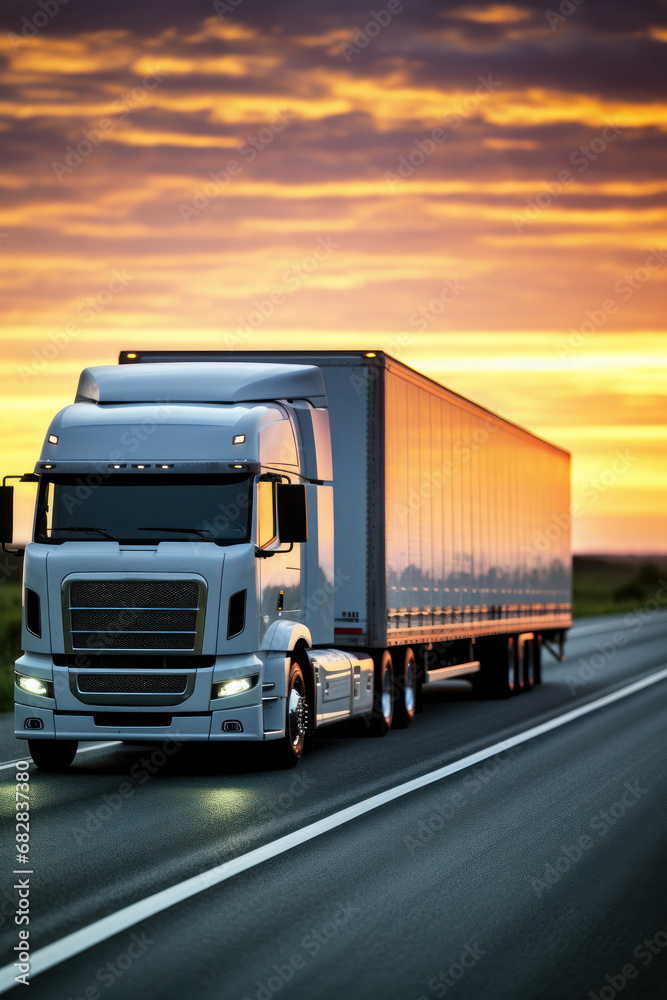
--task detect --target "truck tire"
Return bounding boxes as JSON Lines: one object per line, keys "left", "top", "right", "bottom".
{"left": 474, "top": 636, "right": 518, "bottom": 699}
{"left": 367, "top": 649, "right": 394, "bottom": 736}
{"left": 392, "top": 647, "right": 417, "bottom": 729}
{"left": 503, "top": 636, "right": 519, "bottom": 697}
{"left": 534, "top": 636, "right": 542, "bottom": 685}
{"left": 273, "top": 660, "right": 308, "bottom": 768}
{"left": 28, "top": 739, "right": 78, "bottom": 773}
{"left": 415, "top": 657, "right": 425, "bottom": 714}
{"left": 519, "top": 637, "right": 535, "bottom": 692}
{"left": 294, "top": 645, "right": 316, "bottom": 749}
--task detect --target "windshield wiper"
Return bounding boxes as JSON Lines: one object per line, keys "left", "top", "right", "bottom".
{"left": 137, "top": 526, "right": 220, "bottom": 542}
{"left": 52, "top": 526, "right": 117, "bottom": 541}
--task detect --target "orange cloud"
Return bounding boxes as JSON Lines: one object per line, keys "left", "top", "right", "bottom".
{"left": 449, "top": 5, "right": 532, "bottom": 24}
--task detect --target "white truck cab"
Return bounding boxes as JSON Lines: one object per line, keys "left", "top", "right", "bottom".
{"left": 5, "top": 361, "right": 374, "bottom": 769}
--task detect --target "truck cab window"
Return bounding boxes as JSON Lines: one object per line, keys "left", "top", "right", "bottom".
{"left": 34, "top": 474, "right": 252, "bottom": 545}
{"left": 257, "top": 480, "right": 276, "bottom": 549}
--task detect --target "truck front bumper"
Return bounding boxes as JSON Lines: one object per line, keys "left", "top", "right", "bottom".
{"left": 14, "top": 701, "right": 287, "bottom": 742}
{"left": 14, "top": 650, "right": 288, "bottom": 743}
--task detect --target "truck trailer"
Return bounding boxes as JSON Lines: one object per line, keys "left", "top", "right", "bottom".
{"left": 2, "top": 350, "right": 571, "bottom": 769}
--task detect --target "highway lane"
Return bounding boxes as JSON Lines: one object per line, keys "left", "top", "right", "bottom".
{"left": 1, "top": 611, "right": 667, "bottom": 997}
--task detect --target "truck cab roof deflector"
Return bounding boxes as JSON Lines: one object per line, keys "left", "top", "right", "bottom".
{"left": 75, "top": 362, "right": 328, "bottom": 407}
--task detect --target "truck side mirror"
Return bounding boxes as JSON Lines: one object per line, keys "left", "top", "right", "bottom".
{"left": 0, "top": 485, "right": 14, "bottom": 546}
{"left": 1, "top": 475, "right": 39, "bottom": 554}
{"left": 276, "top": 484, "right": 308, "bottom": 543}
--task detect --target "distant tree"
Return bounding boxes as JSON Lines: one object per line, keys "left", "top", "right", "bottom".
{"left": 634, "top": 561, "right": 662, "bottom": 589}
{"left": 611, "top": 583, "right": 645, "bottom": 604}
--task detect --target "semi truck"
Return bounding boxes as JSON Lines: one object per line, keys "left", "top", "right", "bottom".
{"left": 2, "top": 350, "right": 571, "bottom": 770}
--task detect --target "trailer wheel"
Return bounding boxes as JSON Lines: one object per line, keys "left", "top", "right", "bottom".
{"left": 273, "top": 660, "right": 308, "bottom": 768}
{"left": 534, "top": 636, "right": 542, "bottom": 685}
{"left": 368, "top": 649, "right": 394, "bottom": 736}
{"left": 505, "top": 637, "right": 519, "bottom": 697}
{"left": 473, "top": 636, "right": 517, "bottom": 699}
{"left": 28, "top": 739, "right": 78, "bottom": 773}
{"left": 392, "top": 647, "right": 417, "bottom": 729}
{"left": 519, "top": 638, "right": 535, "bottom": 692}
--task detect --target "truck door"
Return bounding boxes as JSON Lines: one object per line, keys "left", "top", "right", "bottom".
{"left": 257, "top": 478, "right": 301, "bottom": 638}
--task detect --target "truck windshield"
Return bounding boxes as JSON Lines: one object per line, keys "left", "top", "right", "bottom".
{"left": 35, "top": 474, "right": 252, "bottom": 544}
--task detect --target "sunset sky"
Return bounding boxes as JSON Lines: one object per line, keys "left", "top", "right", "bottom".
{"left": 0, "top": 0, "right": 665, "bottom": 553}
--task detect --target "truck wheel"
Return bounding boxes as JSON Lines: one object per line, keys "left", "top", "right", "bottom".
{"left": 367, "top": 649, "right": 394, "bottom": 736}
{"left": 392, "top": 647, "right": 417, "bottom": 729}
{"left": 415, "top": 658, "right": 425, "bottom": 714}
{"left": 273, "top": 660, "right": 308, "bottom": 768}
{"left": 474, "top": 636, "right": 517, "bottom": 699}
{"left": 534, "top": 636, "right": 542, "bottom": 685}
{"left": 28, "top": 739, "right": 78, "bottom": 773}
{"left": 519, "top": 638, "right": 535, "bottom": 692}
{"left": 504, "top": 636, "right": 519, "bottom": 697}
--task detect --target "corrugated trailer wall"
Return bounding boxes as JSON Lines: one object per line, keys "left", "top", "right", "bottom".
{"left": 383, "top": 360, "right": 571, "bottom": 645}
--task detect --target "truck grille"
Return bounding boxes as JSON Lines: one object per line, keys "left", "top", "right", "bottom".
{"left": 77, "top": 674, "right": 188, "bottom": 694}
{"left": 64, "top": 579, "right": 206, "bottom": 653}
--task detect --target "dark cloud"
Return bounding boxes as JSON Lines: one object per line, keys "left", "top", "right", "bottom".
{"left": 1, "top": 0, "right": 666, "bottom": 39}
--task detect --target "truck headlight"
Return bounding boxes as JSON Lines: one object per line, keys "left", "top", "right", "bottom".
{"left": 212, "top": 674, "right": 258, "bottom": 699}
{"left": 16, "top": 673, "right": 53, "bottom": 698}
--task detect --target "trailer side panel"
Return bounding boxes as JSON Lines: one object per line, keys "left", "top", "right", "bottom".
{"left": 383, "top": 361, "right": 571, "bottom": 645}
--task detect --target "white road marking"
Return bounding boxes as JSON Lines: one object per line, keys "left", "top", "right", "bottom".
{"left": 568, "top": 615, "right": 667, "bottom": 640}
{"left": 1, "top": 665, "right": 666, "bottom": 992}
{"left": 0, "top": 742, "right": 121, "bottom": 771}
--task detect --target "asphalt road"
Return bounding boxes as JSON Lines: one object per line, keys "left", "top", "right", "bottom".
{"left": 1, "top": 611, "right": 667, "bottom": 999}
